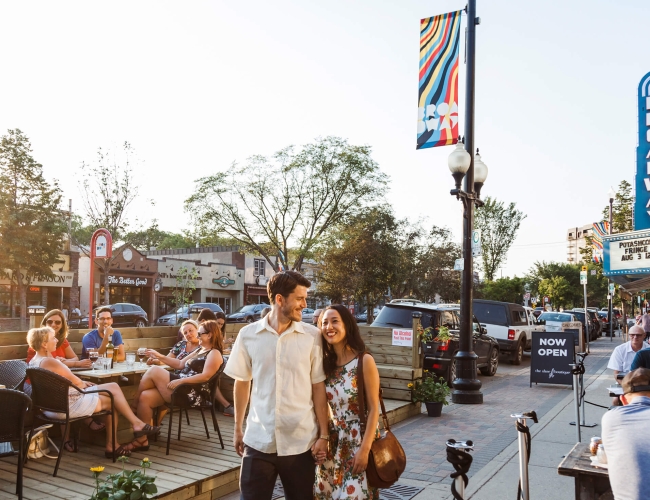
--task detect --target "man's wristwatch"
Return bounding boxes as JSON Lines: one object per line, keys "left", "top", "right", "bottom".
{"left": 319, "top": 435, "right": 330, "bottom": 441}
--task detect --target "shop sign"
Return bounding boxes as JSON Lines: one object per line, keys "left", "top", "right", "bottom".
{"left": 603, "top": 229, "right": 650, "bottom": 276}
{"left": 212, "top": 277, "right": 236, "bottom": 288}
{"left": 29, "top": 286, "right": 41, "bottom": 293}
{"left": 2, "top": 270, "right": 74, "bottom": 287}
{"left": 107, "top": 275, "right": 150, "bottom": 287}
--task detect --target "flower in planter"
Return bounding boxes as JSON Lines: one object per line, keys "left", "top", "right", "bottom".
{"left": 417, "top": 325, "right": 438, "bottom": 343}
{"left": 89, "top": 457, "right": 158, "bottom": 500}
{"left": 410, "top": 375, "right": 451, "bottom": 404}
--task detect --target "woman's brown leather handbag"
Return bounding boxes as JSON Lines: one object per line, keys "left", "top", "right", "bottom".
{"left": 357, "top": 351, "right": 407, "bottom": 488}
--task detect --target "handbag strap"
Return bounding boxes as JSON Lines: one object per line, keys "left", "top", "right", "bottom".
{"left": 356, "top": 351, "right": 391, "bottom": 436}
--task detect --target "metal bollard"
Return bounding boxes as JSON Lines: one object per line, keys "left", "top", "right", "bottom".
{"left": 446, "top": 439, "right": 474, "bottom": 500}
{"left": 511, "top": 411, "right": 538, "bottom": 500}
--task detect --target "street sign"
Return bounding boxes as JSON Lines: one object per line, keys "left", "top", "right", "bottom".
{"left": 544, "top": 296, "right": 549, "bottom": 303}
{"left": 581, "top": 265, "right": 588, "bottom": 272}
{"left": 471, "top": 230, "right": 481, "bottom": 257}
{"left": 580, "top": 270, "right": 587, "bottom": 285}
{"left": 524, "top": 292, "right": 531, "bottom": 300}
{"left": 590, "top": 270, "right": 596, "bottom": 275}
{"left": 454, "top": 258, "right": 464, "bottom": 271}
{"left": 609, "top": 283, "right": 615, "bottom": 293}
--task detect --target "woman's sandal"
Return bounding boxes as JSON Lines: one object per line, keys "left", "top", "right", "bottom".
{"left": 87, "top": 419, "right": 106, "bottom": 432}
{"left": 133, "top": 423, "right": 161, "bottom": 438}
{"left": 105, "top": 446, "right": 131, "bottom": 458}
{"left": 63, "top": 440, "right": 76, "bottom": 453}
{"left": 127, "top": 439, "right": 150, "bottom": 453}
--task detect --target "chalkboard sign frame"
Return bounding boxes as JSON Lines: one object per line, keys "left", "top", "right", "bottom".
{"left": 530, "top": 331, "right": 575, "bottom": 387}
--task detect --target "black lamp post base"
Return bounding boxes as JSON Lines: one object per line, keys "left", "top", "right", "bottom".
{"left": 451, "top": 390, "right": 484, "bottom": 404}
{"left": 451, "top": 351, "right": 483, "bottom": 404}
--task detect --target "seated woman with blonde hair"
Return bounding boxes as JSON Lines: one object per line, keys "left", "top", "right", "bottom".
{"left": 130, "top": 319, "right": 224, "bottom": 451}
{"left": 27, "top": 326, "right": 161, "bottom": 458}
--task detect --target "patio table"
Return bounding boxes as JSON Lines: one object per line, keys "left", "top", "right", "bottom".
{"left": 558, "top": 442, "right": 612, "bottom": 499}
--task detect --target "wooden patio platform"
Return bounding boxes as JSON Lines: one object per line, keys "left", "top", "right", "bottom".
{"left": 0, "top": 400, "right": 420, "bottom": 500}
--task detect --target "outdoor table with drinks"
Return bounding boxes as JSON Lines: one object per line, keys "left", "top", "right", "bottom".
{"left": 557, "top": 442, "right": 612, "bottom": 499}
{"left": 74, "top": 350, "right": 171, "bottom": 444}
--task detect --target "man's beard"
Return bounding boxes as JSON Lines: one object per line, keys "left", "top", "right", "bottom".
{"left": 281, "top": 303, "right": 301, "bottom": 322}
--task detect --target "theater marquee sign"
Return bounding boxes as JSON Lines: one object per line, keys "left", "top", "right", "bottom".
{"left": 603, "top": 230, "right": 650, "bottom": 276}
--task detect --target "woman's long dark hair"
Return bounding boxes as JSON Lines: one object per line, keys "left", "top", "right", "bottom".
{"left": 201, "top": 320, "right": 224, "bottom": 354}
{"left": 321, "top": 304, "right": 366, "bottom": 376}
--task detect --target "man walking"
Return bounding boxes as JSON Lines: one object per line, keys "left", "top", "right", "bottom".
{"left": 225, "top": 270, "right": 329, "bottom": 500}
{"left": 601, "top": 368, "right": 650, "bottom": 499}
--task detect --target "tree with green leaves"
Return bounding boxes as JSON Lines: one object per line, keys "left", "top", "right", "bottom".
{"left": 317, "top": 207, "right": 399, "bottom": 323}
{"left": 172, "top": 267, "right": 198, "bottom": 324}
{"left": 602, "top": 180, "right": 633, "bottom": 234}
{"left": 76, "top": 142, "right": 154, "bottom": 304}
{"left": 474, "top": 196, "right": 526, "bottom": 281}
{"left": 185, "top": 137, "right": 387, "bottom": 272}
{"left": 538, "top": 276, "right": 571, "bottom": 310}
{"left": 479, "top": 277, "right": 526, "bottom": 304}
{"left": 0, "top": 129, "right": 66, "bottom": 328}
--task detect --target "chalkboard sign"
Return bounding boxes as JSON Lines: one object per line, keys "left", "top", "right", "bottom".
{"left": 530, "top": 331, "right": 574, "bottom": 387}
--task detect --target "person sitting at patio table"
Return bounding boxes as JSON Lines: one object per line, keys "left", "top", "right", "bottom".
{"left": 27, "top": 326, "right": 161, "bottom": 458}
{"left": 130, "top": 319, "right": 224, "bottom": 451}
{"left": 26, "top": 309, "right": 100, "bottom": 452}
{"left": 607, "top": 325, "right": 649, "bottom": 405}
{"left": 81, "top": 307, "right": 126, "bottom": 361}
{"left": 27, "top": 309, "right": 92, "bottom": 369}
{"left": 148, "top": 320, "right": 200, "bottom": 367}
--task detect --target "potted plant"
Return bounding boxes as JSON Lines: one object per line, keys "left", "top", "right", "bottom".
{"left": 90, "top": 456, "right": 157, "bottom": 499}
{"left": 409, "top": 372, "right": 451, "bottom": 417}
{"left": 418, "top": 325, "right": 441, "bottom": 355}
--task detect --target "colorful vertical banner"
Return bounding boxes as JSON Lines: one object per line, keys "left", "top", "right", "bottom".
{"left": 592, "top": 221, "right": 609, "bottom": 264}
{"left": 417, "top": 11, "right": 462, "bottom": 150}
{"left": 634, "top": 71, "right": 650, "bottom": 230}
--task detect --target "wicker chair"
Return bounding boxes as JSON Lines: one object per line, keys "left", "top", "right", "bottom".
{"left": 0, "top": 389, "right": 32, "bottom": 499}
{"left": 165, "top": 363, "right": 225, "bottom": 455}
{"left": 0, "top": 360, "right": 27, "bottom": 391}
{"left": 26, "top": 367, "right": 116, "bottom": 477}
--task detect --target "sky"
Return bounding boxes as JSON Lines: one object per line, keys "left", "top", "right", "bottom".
{"left": 1, "top": 0, "right": 648, "bottom": 278}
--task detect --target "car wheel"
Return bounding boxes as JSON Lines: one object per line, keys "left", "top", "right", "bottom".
{"left": 446, "top": 358, "right": 457, "bottom": 386}
{"left": 510, "top": 340, "right": 523, "bottom": 365}
{"left": 480, "top": 348, "right": 499, "bottom": 376}
{"left": 135, "top": 319, "right": 146, "bottom": 328}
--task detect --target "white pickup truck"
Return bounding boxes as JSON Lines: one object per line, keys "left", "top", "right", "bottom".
{"left": 473, "top": 300, "right": 541, "bottom": 365}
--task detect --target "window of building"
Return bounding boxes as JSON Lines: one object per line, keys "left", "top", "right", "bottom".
{"left": 0, "top": 285, "right": 12, "bottom": 318}
{"left": 207, "top": 296, "right": 232, "bottom": 314}
{"left": 254, "top": 259, "right": 266, "bottom": 277}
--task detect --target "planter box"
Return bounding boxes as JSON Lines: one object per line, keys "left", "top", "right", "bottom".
{"left": 421, "top": 341, "right": 442, "bottom": 355}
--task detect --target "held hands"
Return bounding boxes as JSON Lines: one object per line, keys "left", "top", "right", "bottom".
{"left": 311, "top": 438, "right": 328, "bottom": 465}
{"left": 145, "top": 349, "right": 159, "bottom": 359}
{"left": 234, "top": 428, "right": 245, "bottom": 457}
{"left": 146, "top": 358, "right": 160, "bottom": 365}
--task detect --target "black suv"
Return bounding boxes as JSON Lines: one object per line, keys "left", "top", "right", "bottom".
{"left": 371, "top": 302, "right": 499, "bottom": 385}
{"left": 69, "top": 303, "right": 148, "bottom": 329}
{"left": 227, "top": 303, "right": 271, "bottom": 323}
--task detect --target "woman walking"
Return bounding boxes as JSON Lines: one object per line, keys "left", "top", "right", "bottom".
{"left": 314, "top": 304, "right": 380, "bottom": 500}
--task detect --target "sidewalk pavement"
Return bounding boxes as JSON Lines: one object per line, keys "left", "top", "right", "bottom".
{"left": 218, "top": 334, "right": 622, "bottom": 499}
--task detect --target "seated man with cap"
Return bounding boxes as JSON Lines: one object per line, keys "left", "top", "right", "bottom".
{"left": 602, "top": 368, "right": 650, "bottom": 500}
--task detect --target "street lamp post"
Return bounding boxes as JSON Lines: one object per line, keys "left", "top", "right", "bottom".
{"left": 608, "top": 188, "right": 615, "bottom": 342}
{"left": 446, "top": 0, "right": 484, "bottom": 405}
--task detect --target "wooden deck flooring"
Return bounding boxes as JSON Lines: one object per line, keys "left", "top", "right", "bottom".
{"left": 0, "top": 399, "right": 420, "bottom": 500}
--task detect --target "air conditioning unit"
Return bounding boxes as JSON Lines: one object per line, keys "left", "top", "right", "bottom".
{"left": 256, "top": 276, "right": 268, "bottom": 285}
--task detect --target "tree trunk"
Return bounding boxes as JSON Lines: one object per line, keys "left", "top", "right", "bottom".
{"left": 16, "top": 272, "right": 27, "bottom": 331}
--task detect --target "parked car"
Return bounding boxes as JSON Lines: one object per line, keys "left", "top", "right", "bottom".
{"left": 371, "top": 302, "right": 499, "bottom": 385}
{"left": 597, "top": 310, "right": 611, "bottom": 333}
{"left": 302, "top": 308, "right": 315, "bottom": 323}
{"left": 601, "top": 307, "right": 622, "bottom": 328}
{"left": 155, "top": 302, "right": 223, "bottom": 325}
{"left": 227, "top": 303, "right": 271, "bottom": 323}
{"left": 570, "top": 310, "right": 600, "bottom": 341}
{"left": 536, "top": 311, "right": 585, "bottom": 345}
{"left": 70, "top": 303, "right": 149, "bottom": 328}
{"left": 355, "top": 308, "right": 381, "bottom": 324}
{"left": 472, "top": 300, "right": 537, "bottom": 365}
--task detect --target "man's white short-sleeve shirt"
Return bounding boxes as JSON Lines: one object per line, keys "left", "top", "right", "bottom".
{"left": 224, "top": 316, "right": 326, "bottom": 456}
{"left": 607, "top": 341, "right": 650, "bottom": 373}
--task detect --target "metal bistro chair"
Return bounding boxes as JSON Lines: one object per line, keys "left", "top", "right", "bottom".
{"left": 0, "top": 359, "right": 28, "bottom": 391}
{"left": 26, "top": 367, "right": 116, "bottom": 477}
{"left": 166, "top": 363, "right": 226, "bottom": 455}
{"left": 0, "top": 389, "right": 32, "bottom": 500}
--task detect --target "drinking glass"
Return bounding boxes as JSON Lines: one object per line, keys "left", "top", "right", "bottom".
{"left": 88, "top": 349, "right": 99, "bottom": 370}
{"left": 126, "top": 352, "right": 136, "bottom": 368}
{"left": 137, "top": 347, "right": 147, "bottom": 365}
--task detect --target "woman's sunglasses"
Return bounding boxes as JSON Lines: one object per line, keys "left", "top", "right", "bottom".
{"left": 46, "top": 320, "right": 62, "bottom": 326}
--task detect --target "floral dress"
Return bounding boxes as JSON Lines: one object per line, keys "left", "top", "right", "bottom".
{"left": 315, "top": 357, "right": 379, "bottom": 500}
